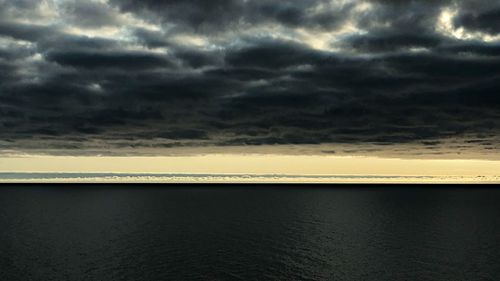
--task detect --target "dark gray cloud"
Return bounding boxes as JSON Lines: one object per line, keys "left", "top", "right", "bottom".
{"left": 0, "top": 21, "right": 54, "bottom": 42}
{"left": 343, "top": 32, "right": 444, "bottom": 52}
{"left": 454, "top": 2, "right": 500, "bottom": 35}
{"left": 45, "top": 50, "right": 173, "bottom": 69}
{"left": 0, "top": 0, "right": 500, "bottom": 154}
{"left": 111, "top": 0, "right": 353, "bottom": 32}
{"left": 60, "top": 1, "right": 120, "bottom": 28}
{"left": 225, "top": 38, "right": 326, "bottom": 69}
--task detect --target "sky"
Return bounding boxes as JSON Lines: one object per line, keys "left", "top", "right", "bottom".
{"left": 2, "top": 154, "right": 500, "bottom": 176}
{"left": 0, "top": 0, "right": 500, "bottom": 166}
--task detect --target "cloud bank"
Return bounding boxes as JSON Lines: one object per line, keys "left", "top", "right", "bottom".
{"left": 0, "top": 0, "right": 499, "bottom": 154}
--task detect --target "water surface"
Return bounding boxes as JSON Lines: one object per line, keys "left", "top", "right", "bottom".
{"left": 0, "top": 185, "right": 499, "bottom": 280}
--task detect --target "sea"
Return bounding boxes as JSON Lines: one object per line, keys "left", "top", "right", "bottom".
{"left": 0, "top": 185, "right": 499, "bottom": 280}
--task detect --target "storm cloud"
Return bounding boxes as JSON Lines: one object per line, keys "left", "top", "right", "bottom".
{"left": 0, "top": 0, "right": 499, "bottom": 155}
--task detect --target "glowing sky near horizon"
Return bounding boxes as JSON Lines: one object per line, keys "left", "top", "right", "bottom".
{"left": 2, "top": 154, "right": 500, "bottom": 178}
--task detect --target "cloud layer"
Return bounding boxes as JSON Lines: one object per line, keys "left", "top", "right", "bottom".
{"left": 1, "top": 0, "right": 499, "bottom": 154}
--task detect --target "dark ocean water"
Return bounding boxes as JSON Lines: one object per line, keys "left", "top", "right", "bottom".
{"left": 0, "top": 186, "right": 499, "bottom": 281}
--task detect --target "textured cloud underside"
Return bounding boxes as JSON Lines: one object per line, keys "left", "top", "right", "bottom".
{"left": 1, "top": 0, "right": 500, "bottom": 155}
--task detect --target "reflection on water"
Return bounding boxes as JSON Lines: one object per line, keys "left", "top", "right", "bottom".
{"left": 0, "top": 186, "right": 499, "bottom": 280}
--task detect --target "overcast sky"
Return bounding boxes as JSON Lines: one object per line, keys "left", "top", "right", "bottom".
{"left": 1, "top": 0, "right": 499, "bottom": 156}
